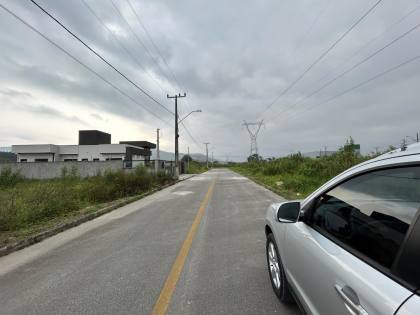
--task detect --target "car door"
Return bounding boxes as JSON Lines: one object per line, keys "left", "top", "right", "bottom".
{"left": 283, "top": 165, "right": 420, "bottom": 315}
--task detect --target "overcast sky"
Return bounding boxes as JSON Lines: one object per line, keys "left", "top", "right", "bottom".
{"left": 1, "top": 0, "right": 420, "bottom": 161}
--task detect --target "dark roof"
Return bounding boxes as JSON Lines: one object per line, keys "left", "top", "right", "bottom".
{"left": 79, "top": 130, "right": 111, "bottom": 145}
{"left": 119, "top": 141, "right": 156, "bottom": 149}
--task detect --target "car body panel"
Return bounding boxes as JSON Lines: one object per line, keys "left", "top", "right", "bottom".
{"left": 396, "top": 293, "right": 420, "bottom": 315}
{"left": 265, "top": 146, "right": 420, "bottom": 315}
{"left": 282, "top": 222, "right": 412, "bottom": 315}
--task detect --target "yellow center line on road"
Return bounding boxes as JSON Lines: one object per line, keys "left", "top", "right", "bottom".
{"left": 151, "top": 178, "right": 217, "bottom": 315}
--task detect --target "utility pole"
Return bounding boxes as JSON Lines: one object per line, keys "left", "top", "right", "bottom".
{"left": 204, "top": 142, "right": 210, "bottom": 168}
{"left": 243, "top": 120, "right": 264, "bottom": 158}
{"left": 417, "top": 132, "right": 419, "bottom": 143}
{"left": 187, "top": 146, "right": 190, "bottom": 174}
{"left": 155, "top": 128, "right": 160, "bottom": 173}
{"left": 211, "top": 151, "right": 214, "bottom": 166}
{"left": 167, "top": 93, "right": 186, "bottom": 178}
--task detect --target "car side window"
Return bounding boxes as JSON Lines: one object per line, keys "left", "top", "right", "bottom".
{"left": 310, "top": 166, "right": 420, "bottom": 269}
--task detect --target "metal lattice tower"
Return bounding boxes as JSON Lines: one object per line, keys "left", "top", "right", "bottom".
{"left": 243, "top": 120, "right": 264, "bottom": 157}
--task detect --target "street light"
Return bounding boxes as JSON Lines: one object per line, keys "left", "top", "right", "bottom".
{"left": 179, "top": 109, "right": 202, "bottom": 174}
{"left": 179, "top": 109, "right": 202, "bottom": 124}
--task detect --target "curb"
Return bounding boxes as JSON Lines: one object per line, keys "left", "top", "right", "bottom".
{"left": 0, "top": 174, "right": 196, "bottom": 257}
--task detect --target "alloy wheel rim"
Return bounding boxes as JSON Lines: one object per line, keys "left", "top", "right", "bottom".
{"left": 268, "top": 242, "right": 281, "bottom": 289}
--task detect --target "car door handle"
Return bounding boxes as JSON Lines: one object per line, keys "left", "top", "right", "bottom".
{"left": 335, "top": 284, "right": 369, "bottom": 315}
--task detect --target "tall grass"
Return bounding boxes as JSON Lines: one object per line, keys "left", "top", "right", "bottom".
{"left": 186, "top": 160, "right": 208, "bottom": 174}
{"left": 0, "top": 167, "right": 173, "bottom": 232}
{"left": 231, "top": 148, "right": 369, "bottom": 198}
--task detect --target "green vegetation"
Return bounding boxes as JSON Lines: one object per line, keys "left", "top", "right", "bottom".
{"left": 185, "top": 160, "right": 208, "bottom": 174}
{"left": 231, "top": 139, "right": 372, "bottom": 199}
{"left": 0, "top": 167, "right": 173, "bottom": 244}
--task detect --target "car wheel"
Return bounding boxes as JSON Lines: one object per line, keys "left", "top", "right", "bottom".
{"left": 266, "top": 233, "right": 294, "bottom": 303}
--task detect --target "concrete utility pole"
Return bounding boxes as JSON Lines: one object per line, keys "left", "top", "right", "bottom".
{"left": 204, "top": 142, "right": 210, "bottom": 168}
{"left": 243, "top": 120, "right": 264, "bottom": 157}
{"left": 187, "top": 146, "right": 190, "bottom": 174}
{"left": 167, "top": 93, "right": 186, "bottom": 178}
{"left": 211, "top": 151, "right": 214, "bottom": 166}
{"left": 155, "top": 128, "right": 160, "bottom": 172}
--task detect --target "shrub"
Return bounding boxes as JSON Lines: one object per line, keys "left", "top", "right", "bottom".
{"left": 0, "top": 167, "right": 172, "bottom": 232}
{"left": 0, "top": 167, "right": 22, "bottom": 188}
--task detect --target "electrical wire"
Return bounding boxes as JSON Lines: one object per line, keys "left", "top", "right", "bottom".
{"left": 80, "top": 0, "right": 168, "bottom": 95}
{"left": 257, "top": 0, "right": 384, "bottom": 119}
{"left": 270, "top": 19, "right": 420, "bottom": 121}
{"left": 125, "top": 0, "right": 182, "bottom": 91}
{"left": 0, "top": 2, "right": 171, "bottom": 127}
{"left": 314, "top": 2, "right": 420, "bottom": 89}
{"left": 29, "top": 0, "right": 174, "bottom": 116}
{"left": 283, "top": 52, "right": 420, "bottom": 124}
{"left": 124, "top": 0, "right": 196, "bottom": 116}
{"left": 108, "top": 0, "right": 171, "bottom": 88}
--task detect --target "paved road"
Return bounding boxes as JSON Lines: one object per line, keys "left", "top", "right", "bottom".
{"left": 0, "top": 169, "right": 299, "bottom": 315}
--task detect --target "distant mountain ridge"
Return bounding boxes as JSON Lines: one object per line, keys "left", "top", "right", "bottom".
{"left": 150, "top": 149, "right": 207, "bottom": 162}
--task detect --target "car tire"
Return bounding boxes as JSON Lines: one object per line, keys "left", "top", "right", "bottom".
{"left": 266, "top": 233, "right": 294, "bottom": 303}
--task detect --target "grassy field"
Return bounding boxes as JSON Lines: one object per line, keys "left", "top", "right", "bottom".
{"left": 230, "top": 147, "right": 370, "bottom": 199}
{"left": 186, "top": 160, "right": 208, "bottom": 174}
{"left": 0, "top": 167, "right": 174, "bottom": 246}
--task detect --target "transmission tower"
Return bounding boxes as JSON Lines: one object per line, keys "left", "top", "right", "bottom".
{"left": 243, "top": 120, "right": 264, "bottom": 157}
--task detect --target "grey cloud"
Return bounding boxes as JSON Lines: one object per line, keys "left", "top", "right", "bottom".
{"left": 1, "top": 0, "right": 420, "bottom": 159}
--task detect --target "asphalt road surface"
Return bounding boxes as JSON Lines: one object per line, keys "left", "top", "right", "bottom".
{"left": 0, "top": 169, "right": 299, "bottom": 315}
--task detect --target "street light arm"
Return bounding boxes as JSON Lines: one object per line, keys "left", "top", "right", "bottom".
{"left": 179, "top": 110, "right": 202, "bottom": 124}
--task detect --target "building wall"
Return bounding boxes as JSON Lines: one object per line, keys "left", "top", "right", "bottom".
{"left": 17, "top": 153, "right": 56, "bottom": 162}
{"left": 12, "top": 144, "right": 152, "bottom": 163}
{"left": 0, "top": 160, "right": 124, "bottom": 179}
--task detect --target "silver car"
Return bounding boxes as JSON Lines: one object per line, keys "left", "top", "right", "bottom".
{"left": 265, "top": 144, "right": 420, "bottom": 315}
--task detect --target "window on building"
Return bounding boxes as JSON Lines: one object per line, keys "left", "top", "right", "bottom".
{"left": 34, "top": 159, "right": 48, "bottom": 162}
{"left": 310, "top": 166, "right": 420, "bottom": 269}
{"left": 64, "top": 159, "right": 77, "bottom": 162}
{"left": 93, "top": 158, "right": 99, "bottom": 161}
{"left": 111, "top": 158, "right": 123, "bottom": 161}
{"left": 20, "top": 159, "right": 27, "bottom": 162}
{"left": 81, "top": 158, "right": 88, "bottom": 161}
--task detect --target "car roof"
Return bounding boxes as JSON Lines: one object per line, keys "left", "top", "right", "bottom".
{"left": 350, "top": 142, "right": 420, "bottom": 172}
{"left": 301, "top": 143, "right": 420, "bottom": 207}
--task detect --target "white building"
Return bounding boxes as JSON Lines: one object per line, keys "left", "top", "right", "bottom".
{"left": 12, "top": 144, "right": 152, "bottom": 162}
{"left": 12, "top": 130, "right": 156, "bottom": 163}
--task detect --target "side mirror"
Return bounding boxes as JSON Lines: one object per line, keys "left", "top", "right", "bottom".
{"left": 277, "top": 201, "right": 301, "bottom": 223}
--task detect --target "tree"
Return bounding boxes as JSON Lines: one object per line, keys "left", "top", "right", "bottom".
{"left": 181, "top": 154, "right": 193, "bottom": 162}
{"left": 247, "top": 154, "right": 262, "bottom": 162}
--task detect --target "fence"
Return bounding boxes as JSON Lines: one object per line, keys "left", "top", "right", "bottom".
{"left": 0, "top": 159, "right": 176, "bottom": 179}
{"left": 123, "top": 159, "right": 176, "bottom": 176}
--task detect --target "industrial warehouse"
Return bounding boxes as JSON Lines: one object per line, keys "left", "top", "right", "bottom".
{"left": 12, "top": 130, "right": 156, "bottom": 163}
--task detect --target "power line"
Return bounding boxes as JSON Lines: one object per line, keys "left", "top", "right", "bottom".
{"left": 125, "top": 0, "right": 196, "bottom": 117}
{"left": 123, "top": 0, "right": 195, "bottom": 117}
{"left": 180, "top": 122, "right": 202, "bottom": 150}
{"left": 125, "top": 0, "right": 182, "bottom": 90}
{"left": 314, "top": 2, "right": 420, "bottom": 89}
{"left": 29, "top": 0, "right": 174, "bottom": 116}
{"left": 284, "top": 52, "right": 420, "bottom": 123}
{"left": 123, "top": 0, "right": 202, "bottom": 143}
{"left": 270, "top": 19, "right": 420, "bottom": 121}
{"left": 0, "top": 2, "right": 171, "bottom": 127}
{"left": 257, "top": 0, "right": 384, "bottom": 119}
{"left": 80, "top": 0, "right": 168, "bottom": 95}
{"left": 81, "top": 0, "right": 200, "bottom": 148}
{"left": 108, "top": 0, "right": 171, "bottom": 88}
